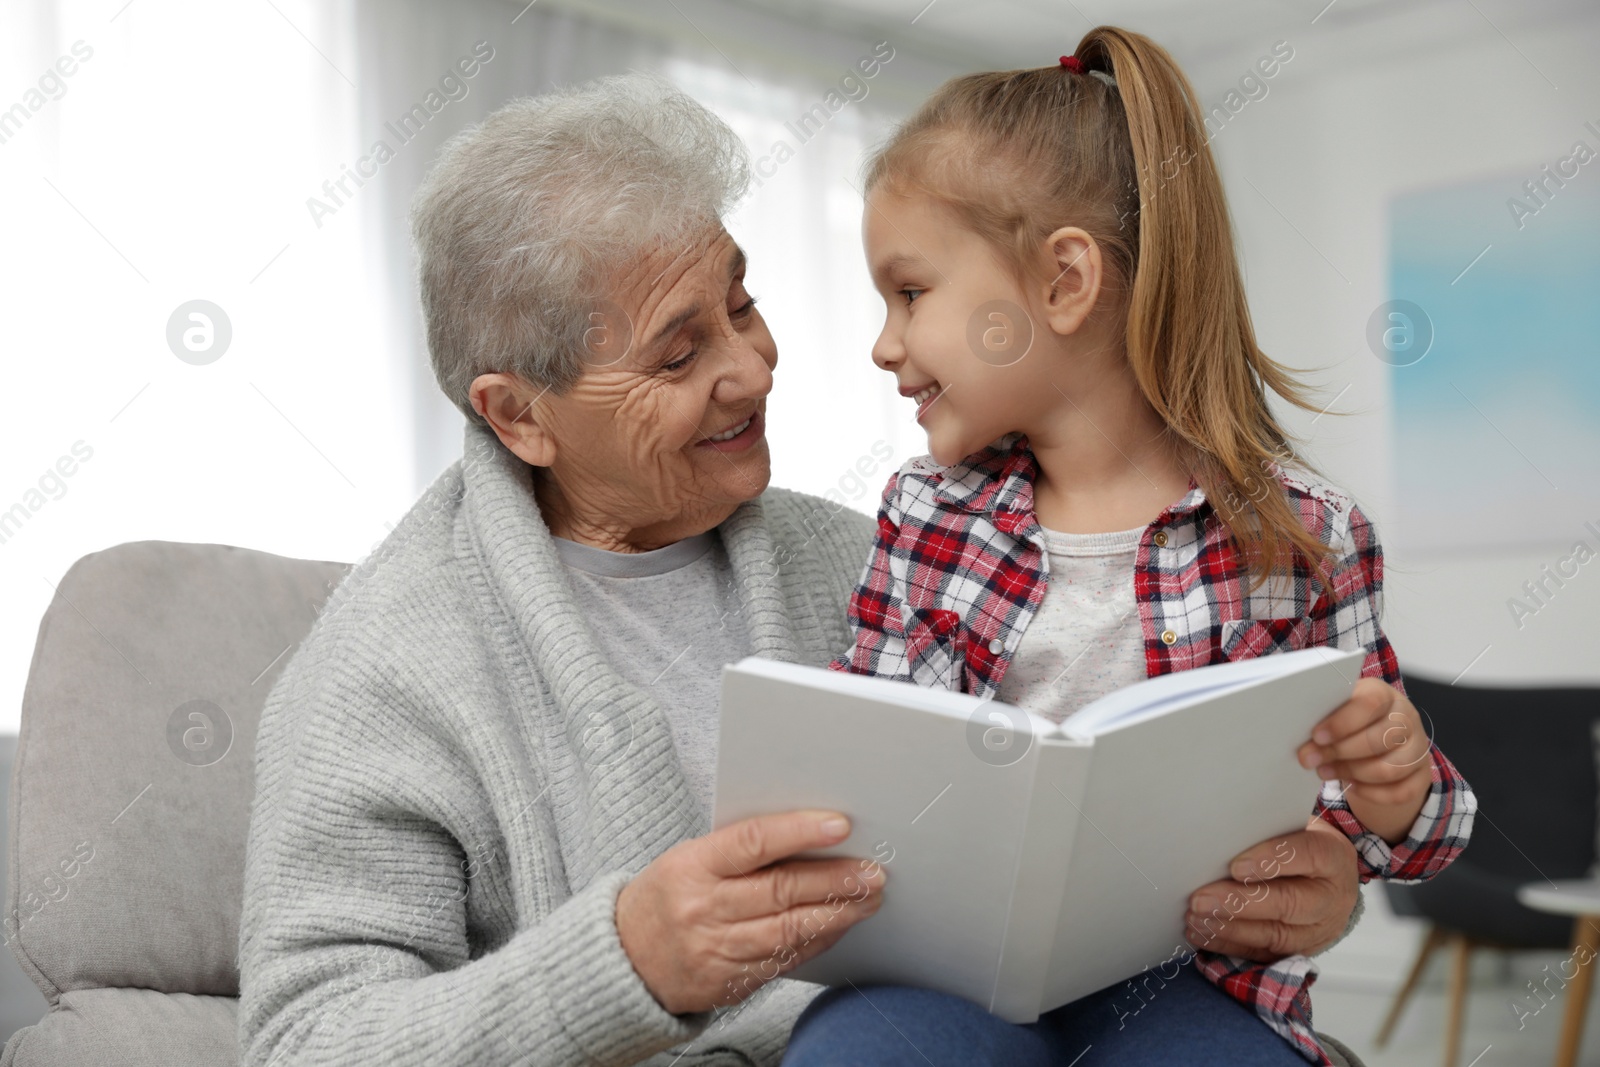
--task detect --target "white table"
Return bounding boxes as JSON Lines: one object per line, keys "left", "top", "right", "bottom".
{"left": 1516, "top": 880, "right": 1600, "bottom": 1067}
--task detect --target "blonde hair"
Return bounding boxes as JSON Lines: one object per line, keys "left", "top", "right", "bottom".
{"left": 864, "top": 26, "right": 1342, "bottom": 600}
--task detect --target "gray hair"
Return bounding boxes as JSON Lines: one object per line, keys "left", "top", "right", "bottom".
{"left": 410, "top": 71, "right": 751, "bottom": 421}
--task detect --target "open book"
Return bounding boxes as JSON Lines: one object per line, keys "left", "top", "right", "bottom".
{"left": 712, "top": 645, "right": 1364, "bottom": 1023}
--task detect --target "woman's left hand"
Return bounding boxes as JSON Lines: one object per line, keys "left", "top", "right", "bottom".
{"left": 1297, "top": 677, "right": 1432, "bottom": 844}
{"left": 1185, "top": 819, "right": 1358, "bottom": 960}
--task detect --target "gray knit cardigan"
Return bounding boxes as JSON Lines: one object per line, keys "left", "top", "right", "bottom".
{"left": 238, "top": 418, "right": 877, "bottom": 1067}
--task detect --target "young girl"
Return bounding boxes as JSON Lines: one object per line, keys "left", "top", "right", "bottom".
{"left": 819, "top": 26, "right": 1474, "bottom": 1067}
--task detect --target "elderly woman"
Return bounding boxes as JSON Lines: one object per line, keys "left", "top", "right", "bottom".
{"left": 237, "top": 73, "right": 1368, "bottom": 1067}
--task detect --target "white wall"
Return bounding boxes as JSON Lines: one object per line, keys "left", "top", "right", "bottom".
{"left": 1183, "top": 5, "right": 1600, "bottom": 686}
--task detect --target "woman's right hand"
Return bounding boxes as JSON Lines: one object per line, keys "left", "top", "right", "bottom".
{"left": 615, "top": 810, "right": 886, "bottom": 1015}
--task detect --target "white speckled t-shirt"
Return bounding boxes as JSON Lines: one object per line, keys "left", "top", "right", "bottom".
{"left": 996, "top": 523, "right": 1151, "bottom": 724}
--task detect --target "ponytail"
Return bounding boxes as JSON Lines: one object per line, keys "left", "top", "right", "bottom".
{"left": 866, "top": 26, "right": 1344, "bottom": 600}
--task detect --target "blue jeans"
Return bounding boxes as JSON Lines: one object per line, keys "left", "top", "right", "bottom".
{"left": 781, "top": 964, "right": 1310, "bottom": 1066}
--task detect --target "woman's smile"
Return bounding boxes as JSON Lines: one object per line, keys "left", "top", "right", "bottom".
{"left": 696, "top": 401, "right": 766, "bottom": 452}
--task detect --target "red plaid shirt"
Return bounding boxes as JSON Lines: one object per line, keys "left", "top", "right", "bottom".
{"left": 828, "top": 433, "right": 1475, "bottom": 1063}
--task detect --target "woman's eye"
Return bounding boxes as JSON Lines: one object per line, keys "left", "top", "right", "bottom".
{"left": 732, "top": 295, "right": 759, "bottom": 320}
{"left": 899, "top": 288, "right": 923, "bottom": 305}
{"left": 662, "top": 350, "right": 696, "bottom": 372}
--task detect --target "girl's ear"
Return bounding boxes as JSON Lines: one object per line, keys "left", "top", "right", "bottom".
{"left": 470, "top": 372, "right": 560, "bottom": 467}
{"left": 1038, "top": 227, "right": 1103, "bottom": 338}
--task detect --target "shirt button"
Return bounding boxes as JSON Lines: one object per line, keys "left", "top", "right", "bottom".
{"left": 988, "top": 638, "right": 1005, "bottom": 655}
{"left": 1160, "top": 629, "right": 1177, "bottom": 645}
{"left": 1153, "top": 530, "right": 1169, "bottom": 548}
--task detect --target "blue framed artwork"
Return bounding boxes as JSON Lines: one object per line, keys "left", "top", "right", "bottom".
{"left": 1385, "top": 142, "right": 1600, "bottom": 552}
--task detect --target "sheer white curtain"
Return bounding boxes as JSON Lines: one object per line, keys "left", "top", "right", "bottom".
{"left": 356, "top": 0, "right": 937, "bottom": 508}
{"left": 0, "top": 0, "right": 951, "bottom": 731}
{"left": 351, "top": 0, "right": 684, "bottom": 491}
{"left": 0, "top": 0, "right": 377, "bottom": 734}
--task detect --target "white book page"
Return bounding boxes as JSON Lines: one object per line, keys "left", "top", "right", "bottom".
{"left": 714, "top": 658, "right": 1047, "bottom": 1013}
{"left": 733, "top": 657, "right": 1059, "bottom": 735}
{"left": 1060, "top": 645, "right": 1361, "bottom": 738}
{"left": 1041, "top": 646, "right": 1364, "bottom": 1008}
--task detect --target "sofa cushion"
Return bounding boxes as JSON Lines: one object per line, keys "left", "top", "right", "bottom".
{"left": 0, "top": 988, "right": 238, "bottom": 1067}
{"left": 6, "top": 541, "right": 347, "bottom": 1001}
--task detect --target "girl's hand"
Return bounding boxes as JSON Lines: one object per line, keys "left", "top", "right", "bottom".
{"left": 1297, "top": 677, "right": 1431, "bottom": 845}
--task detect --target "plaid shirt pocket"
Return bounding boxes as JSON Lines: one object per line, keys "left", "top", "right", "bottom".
{"left": 1219, "top": 616, "right": 1313, "bottom": 661}
{"left": 903, "top": 607, "right": 967, "bottom": 691}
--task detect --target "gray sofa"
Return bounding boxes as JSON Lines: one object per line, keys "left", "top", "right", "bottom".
{"left": 0, "top": 737, "right": 50, "bottom": 1044}
{"left": 1, "top": 542, "right": 347, "bottom": 1067}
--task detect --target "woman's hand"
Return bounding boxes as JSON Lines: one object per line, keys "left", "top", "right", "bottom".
{"left": 1297, "top": 677, "right": 1432, "bottom": 844}
{"left": 1184, "top": 819, "right": 1358, "bottom": 960}
{"left": 615, "top": 810, "right": 886, "bottom": 1016}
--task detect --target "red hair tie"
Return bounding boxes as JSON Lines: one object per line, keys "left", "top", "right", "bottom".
{"left": 1059, "top": 55, "right": 1085, "bottom": 74}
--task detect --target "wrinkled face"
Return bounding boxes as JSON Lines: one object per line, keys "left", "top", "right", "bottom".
{"left": 536, "top": 228, "right": 776, "bottom": 535}
{"left": 864, "top": 187, "right": 1065, "bottom": 467}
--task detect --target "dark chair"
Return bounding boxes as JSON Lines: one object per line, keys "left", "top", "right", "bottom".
{"left": 1376, "top": 671, "right": 1600, "bottom": 1066}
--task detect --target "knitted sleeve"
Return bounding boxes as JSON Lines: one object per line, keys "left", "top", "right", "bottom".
{"left": 237, "top": 635, "right": 709, "bottom": 1067}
